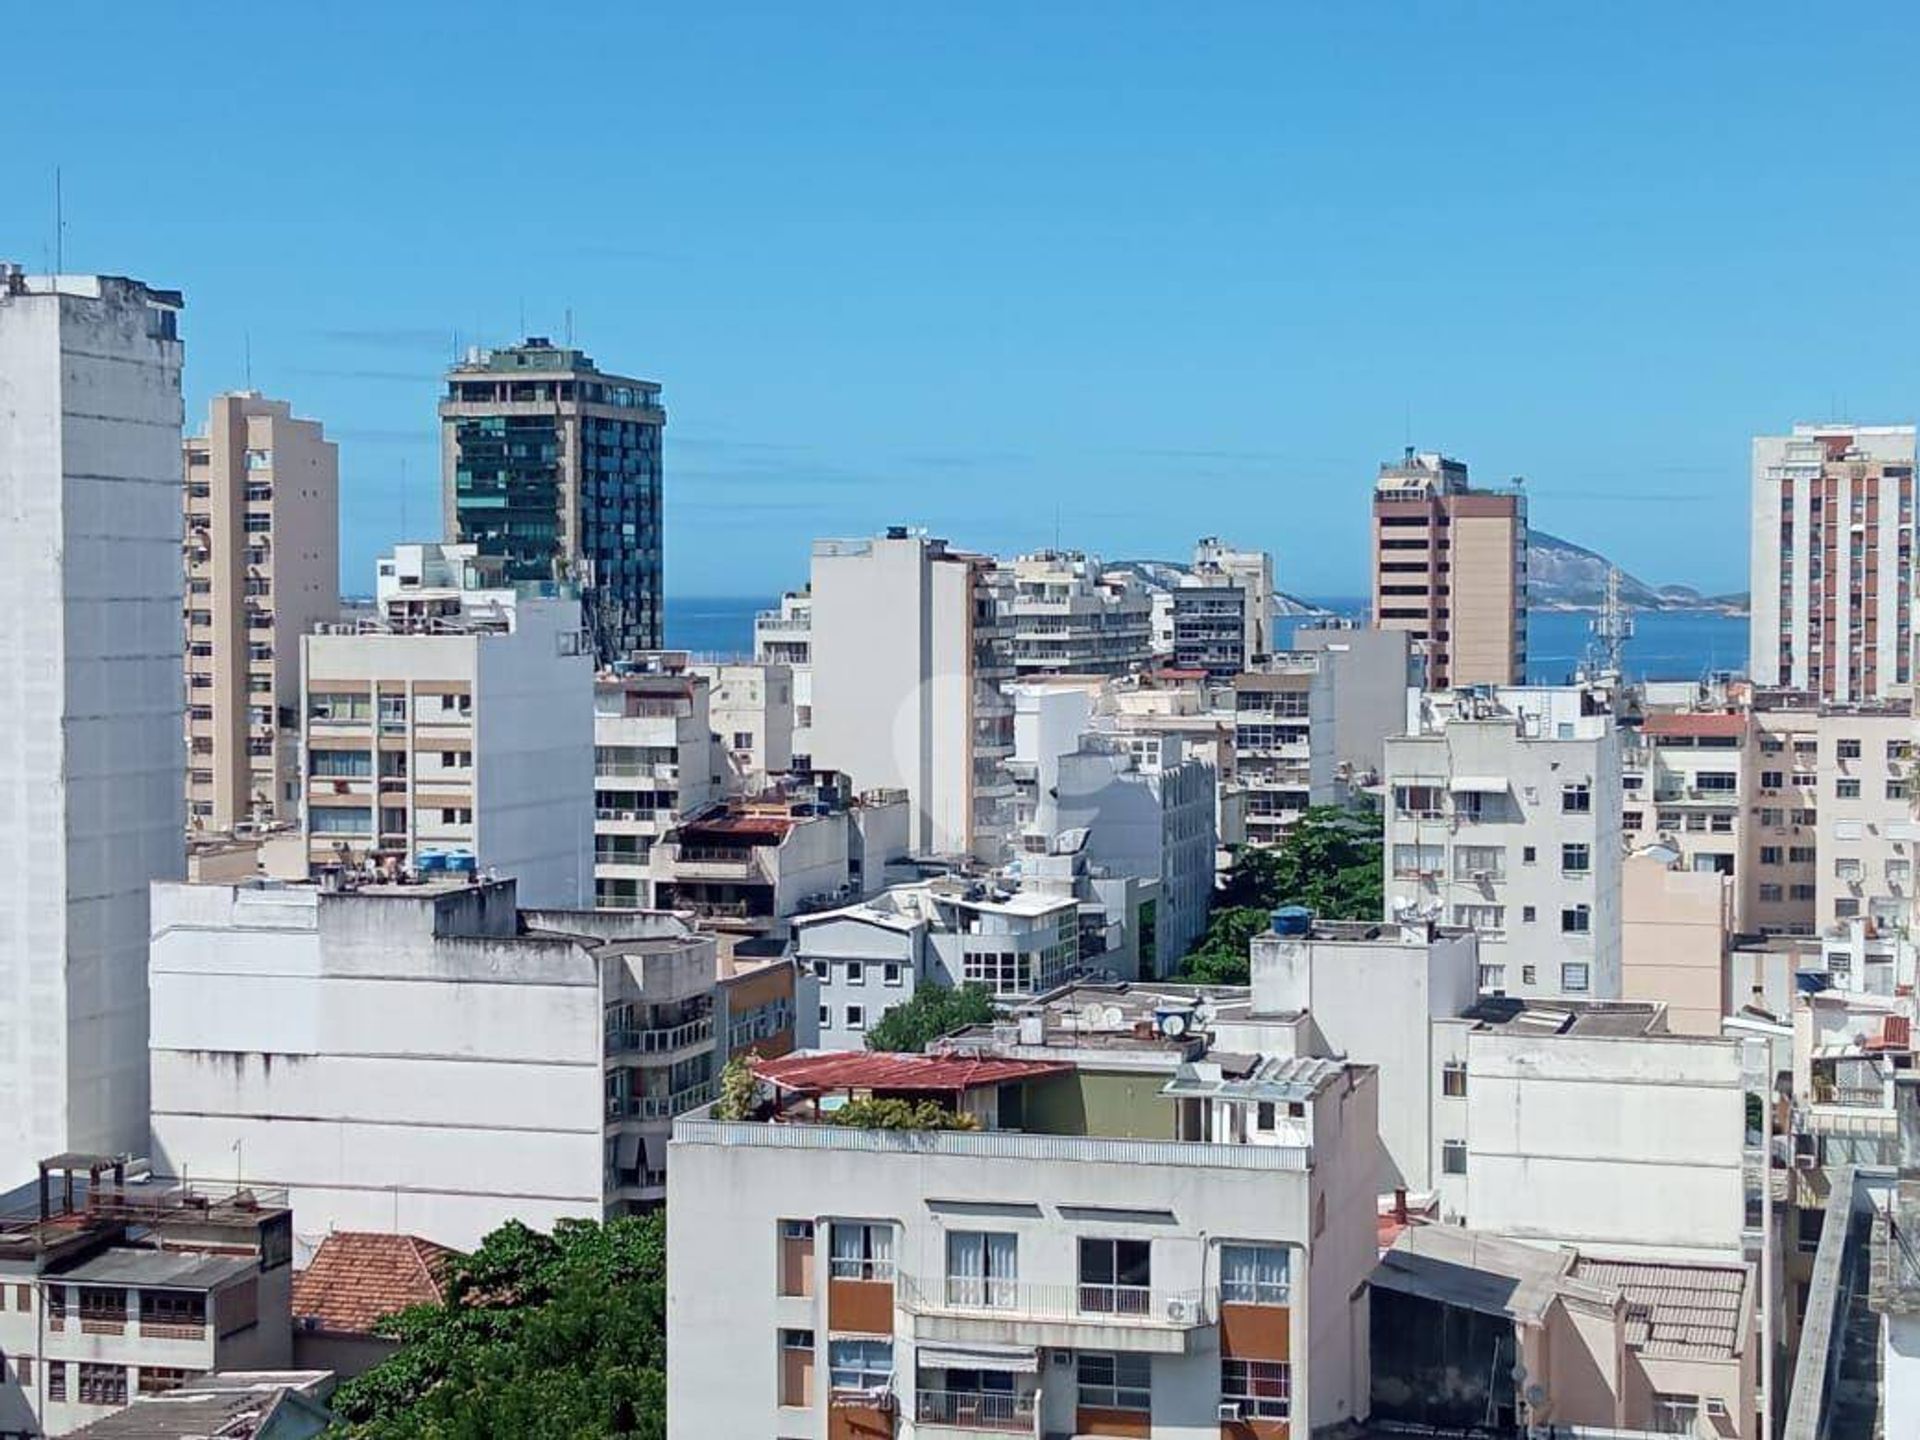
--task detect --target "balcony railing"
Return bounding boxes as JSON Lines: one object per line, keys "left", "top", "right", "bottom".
{"left": 899, "top": 1274, "right": 1210, "bottom": 1327}
{"left": 609, "top": 1081, "right": 716, "bottom": 1121}
{"left": 605, "top": 1015, "right": 713, "bottom": 1056}
{"left": 915, "top": 1388, "right": 1037, "bottom": 1431}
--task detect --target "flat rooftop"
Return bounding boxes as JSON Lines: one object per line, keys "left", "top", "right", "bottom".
{"left": 58, "top": 1247, "right": 257, "bottom": 1291}
{"left": 1460, "top": 996, "right": 1667, "bottom": 1038}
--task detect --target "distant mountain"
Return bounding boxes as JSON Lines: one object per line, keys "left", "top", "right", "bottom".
{"left": 1527, "top": 530, "right": 1747, "bottom": 614}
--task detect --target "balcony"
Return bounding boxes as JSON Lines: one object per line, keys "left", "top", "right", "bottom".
{"left": 670, "top": 846, "right": 760, "bottom": 878}
{"left": 609, "top": 1081, "right": 716, "bottom": 1121}
{"left": 915, "top": 1388, "right": 1039, "bottom": 1436}
{"left": 605, "top": 1015, "right": 713, "bottom": 1057}
{"left": 898, "top": 1275, "right": 1211, "bottom": 1354}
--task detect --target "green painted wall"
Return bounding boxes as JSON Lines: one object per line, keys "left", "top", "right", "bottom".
{"left": 1024, "top": 1069, "right": 1176, "bottom": 1140}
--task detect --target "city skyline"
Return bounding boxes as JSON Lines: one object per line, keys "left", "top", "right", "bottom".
{"left": 10, "top": 5, "right": 1920, "bottom": 596}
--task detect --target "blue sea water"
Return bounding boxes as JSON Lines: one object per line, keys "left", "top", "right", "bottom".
{"left": 667, "top": 595, "right": 1751, "bottom": 685}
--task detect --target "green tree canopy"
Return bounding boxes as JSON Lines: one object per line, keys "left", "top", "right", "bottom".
{"left": 825, "top": 1096, "right": 980, "bottom": 1130}
{"left": 863, "top": 982, "right": 996, "bottom": 1052}
{"left": 330, "top": 1214, "right": 666, "bottom": 1440}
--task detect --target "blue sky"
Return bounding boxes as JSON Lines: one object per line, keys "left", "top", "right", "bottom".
{"left": 7, "top": 3, "right": 1920, "bottom": 598}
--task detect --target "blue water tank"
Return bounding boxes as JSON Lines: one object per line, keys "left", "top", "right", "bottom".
{"left": 415, "top": 850, "right": 448, "bottom": 873}
{"left": 445, "top": 852, "right": 478, "bottom": 875}
{"left": 1271, "top": 906, "right": 1313, "bottom": 936}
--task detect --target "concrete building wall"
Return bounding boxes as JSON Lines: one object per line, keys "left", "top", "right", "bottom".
{"left": 1814, "top": 708, "right": 1912, "bottom": 938}
{"left": 148, "top": 881, "right": 606, "bottom": 1253}
{"left": 1293, "top": 626, "right": 1415, "bottom": 785}
{"left": 698, "top": 660, "right": 793, "bottom": 788}
{"left": 0, "top": 271, "right": 185, "bottom": 1187}
{"left": 1621, "top": 850, "right": 1732, "bottom": 1036}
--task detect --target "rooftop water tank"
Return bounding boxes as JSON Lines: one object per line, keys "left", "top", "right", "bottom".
{"left": 1271, "top": 906, "right": 1313, "bottom": 936}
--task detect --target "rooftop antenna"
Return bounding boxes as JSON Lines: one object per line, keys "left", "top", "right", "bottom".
{"left": 244, "top": 331, "right": 253, "bottom": 390}
{"left": 565, "top": 306, "right": 574, "bottom": 347}
{"left": 518, "top": 296, "right": 526, "bottom": 340}
{"left": 1586, "top": 565, "right": 1634, "bottom": 680}
{"left": 53, "top": 166, "right": 63, "bottom": 274}
{"left": 399, "top": 456, "right": 408, "bottom": 540}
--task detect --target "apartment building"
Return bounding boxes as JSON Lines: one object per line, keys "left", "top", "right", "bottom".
{"left": 593, "top": 657, "right": 721, "bottom": 909}
{"left": 1170, "top": 582, "right": 1253, "bottom": 678}
{"left": 1749, "top": 423, "right": 1915, "bottom": 703}
{"left": 1371, "top": 448, "right": 1527, "bottom": 689}
{"left": 666, "top": 1013, "right": 1379, "bottom": 1438}
{"left": 1812, "top": 703, "right": 1914, "bottom": 944}
{"left": 440, "top": 337, "right": 665, "bottom": 662}
{"left": 147, "top": 875, "right": 774, "bottom": 1250}
{"left": 1232, "top": 661, "right": 1336, "bottom": 848}
{"left": 183, "top": 393, "right": 338, "bottom": 831}
{"left": 1621, "top": 844, "right": 1735, "bottom": 1037}
{"left": 1620, "top": 708, "right": 1750, "bottom": 917}
{"left": 696, "top": 660, "right": 794, "bottom": 788}
{"left": 753, "top": 590, "right": 813, "bottom": 768}
{"left": 1000, "top": 550, "right": 1152, "bottom": 677}
{"left": 1751, "top": 701, "right": 1824, "bottom": 936}
{"left": 1384, "top": 687, "right": 1623, "bottom": 1001}
{"left": 809, "top": 529, "right": 1013, "bottom": 859}
{"left": 1050, "top": 732, "right": 1215, "bottom": 968}
{"left": 0, "top": 268, "right": 185, "bottom": 1188}
{"left": 1193, "top": 536, "right": 1276, "bottom": 660}
{"left": 0, "top": 1159, "right": 294, "bottom": 1438}
{"left": 648, "top": 781, "right": 910, "bottom": 937}
{"left": 1290, "top": 625, "right": 1418, "bottom": 790}
{"left": 798, "top": 878, "right": 1080, "bottom": 1048}
{"left": 301, "top": 577, "right": 593, "bottom": 906}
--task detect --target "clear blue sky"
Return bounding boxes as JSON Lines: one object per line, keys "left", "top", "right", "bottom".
{"left": 8, "top": 3, "right": 1920, "bottom": 598}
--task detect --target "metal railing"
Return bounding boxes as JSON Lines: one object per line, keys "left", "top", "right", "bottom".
{"left": 605, "top": 1015, "right": 713, "bottom": 1055}
{"left": 915, "top": 1389, "right": 1037, "bottom": 1430}
{"left": 899, "top": 1274, "right": 1210, "bottom": 1327}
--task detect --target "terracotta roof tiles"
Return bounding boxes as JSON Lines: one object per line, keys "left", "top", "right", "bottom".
{"left": 292, "top": 1231, "right": 458, "bottom": 1336}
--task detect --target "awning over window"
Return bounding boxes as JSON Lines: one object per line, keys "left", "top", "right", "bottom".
{"left": 1448, "top": 776, "right": 1508, "bottom": 794}
{"left": 642, "top": 1132, "right": 667, "bottom": 1174}
{"left": 616, "top": 1132, "right": 642, "bottom": 1169}
{"left": 915, "top": 1343, "right": 1041, "bottom": 1374}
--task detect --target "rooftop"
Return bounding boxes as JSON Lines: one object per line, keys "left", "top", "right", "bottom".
{"left": 753, "top": 1051, "right": 1070, "bottom": 1097}
{"left": 1459, "top": 996, "right": 1668, "bottom": 1039}
{"left": 58, "top": 1247, "right": 258, "bottom": 1292}
{"left": 292, "top": 1232, "right": 457, "bottom": 1336}
{"left": 1570, "top": 1257, "right": 1750, "bottom": 1359}
{"left": 65, "top": 1371, "right": 334, "bottom": 1439}
{"left": 1163, "top": 1053, "right": 1347, "bottom": 1104}
{"left": 1639, "top": 710, "right": 1749, "bottom": 739}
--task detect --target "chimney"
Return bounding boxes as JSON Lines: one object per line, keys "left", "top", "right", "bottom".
{"left": 1393, "top": 1188, "right": 1409, "bottom": 1224}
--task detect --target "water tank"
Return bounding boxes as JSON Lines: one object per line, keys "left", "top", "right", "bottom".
{"left": 415, "top": 850, "right": 449, "bottom": 874}
{"left": 1271, "top": 906, "right": 1313, "bottom": 936}
{"left": 445, "top": 852, "right": 478, "bottom": 875}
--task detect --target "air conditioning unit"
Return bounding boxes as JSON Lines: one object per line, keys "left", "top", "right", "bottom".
{"left": 1218, "top": 1401, "right": 1244, "bottom": 1421}
{"left": 1165, "top": 1296, "right": 1193, "bottom": 1323}
{"left": 1705, "top": 1399, "right": 1730, "bottom": 1420}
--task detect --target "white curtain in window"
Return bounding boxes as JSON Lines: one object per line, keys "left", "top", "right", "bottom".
{"left": 831, "top": 1223, "right": 864, "bottom": 1276}
{"left": 986, "top": 1232, "right": 1018, "bottom": 1305}
{"left": 948, "top": 1232, "right": 985, "bottom": 1304}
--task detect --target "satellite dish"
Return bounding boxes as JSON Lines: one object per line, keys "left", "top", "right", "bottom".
{"left": 1079, "top": 1003, "right": 1106, "bottom": 1030}
{"left": 1525, "top": 1384, "right": 1549, "bottom": 1407}
{"left": 1161, "top": 1012, "right": 1189, "bottom": 1038}
{"left": 1510, "top": 1364, "right": 1527, "bottom": 1385}
{"left": 1102, "top": 1005, "right": 1125, "bottom": 1029}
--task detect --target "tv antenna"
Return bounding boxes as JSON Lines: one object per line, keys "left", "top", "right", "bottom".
{"left": 53, "top": 166, "right": 64, "bottom": 273}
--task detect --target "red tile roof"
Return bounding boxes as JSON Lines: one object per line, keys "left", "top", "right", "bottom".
{"left": 753, "top": 1050, "right": 1070, "bottom": 1095}
{"left": 292, "top": 1232, "right": 458, "bottom": 1336}
{"left": 1641, "top": 711, "right": 1748, "bottom": 738}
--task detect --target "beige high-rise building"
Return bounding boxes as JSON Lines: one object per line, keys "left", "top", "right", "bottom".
{"left": 184, "top": 393, "right": 339, "bottom": 832}
{"left": 1371, "top": 448, "right": 1527, "bottom": 689}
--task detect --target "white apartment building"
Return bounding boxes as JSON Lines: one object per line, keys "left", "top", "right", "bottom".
{"left": 183, "top": 392, "right": 338, "bottom": 832}
{"left": 1385, "top": 687, "right": 1623, "bottom": 1001}
{"left": 1752, "top": 701, "right": 1824, "bottom": 936}
{"left": 1170, "top": 581, "right": 1253, "bottom": 678}
{"left": 1232, "top": 661, "right": 1336, "bottom": 848}
{"left": 798, "top": 879, "right": 1080, "bottom": 1048}
{"left": 147, "top": 875, "right": 753, "bottom": 1252}
{"left": 666, "top": 1018, "right": 1379, "bottom": 1439}
{"left": 301, "top": 580, "right": 593, "bottom": 906}
{"left": 0, "top": 268, "right": 186, "bottom": 1188}
{"left": 1812, "top": 704, "right": 1914, "bottom": 943}
{"left": 1193, "top": 536, "right": 1276, "bottom": 661}
{"left": 1248, "top": 915, "right": 1480, "bottom": 1193}
{"left": 1290, "top": 625, "right": 1418, "bottom": 791}
{"left": 1051, "top": 732, "right": 1215, "bottom": 969}
{"left": 809, "top": 529, "right": 1013, "bottom": 859}
{"left": 0, "top": 1163, "right": 295, "bottom": 1439}
{"left": 1750, "top": 423, "right": 1915, "bottom": 703}
{"left": 594, "top": 657, "right": 721, "bottom": 909}
{"left": 1000, "top": 550, "right": 1152, "bottom": 677}
{"left": 753, "top": 590, "right": 813, "bottom": 768}
{"left": 696, "top": 659, "right": 794, "bottom": 788}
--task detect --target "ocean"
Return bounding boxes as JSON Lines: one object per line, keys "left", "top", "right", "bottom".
{"left": 665, "top": 596, "right": 1751, "bottom": 685}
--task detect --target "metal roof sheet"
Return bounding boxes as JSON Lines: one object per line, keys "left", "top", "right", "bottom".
{"left": 754, "top": 1050, "right": 1071, "bottom": 1094}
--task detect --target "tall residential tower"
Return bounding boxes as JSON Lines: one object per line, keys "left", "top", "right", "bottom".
{"left": 184, "top": 393, "right": 338, "bottom": 831}
{"left": 1749, "top": 423, "right": 1915, "bottom": 703}
{"left": 0, "top": 268, "right": 186, "bottom": 1184}
{"left": 440, "top": 338, "right": 665, "bottom": 663}
{"left": 1371, "top": 448, "right": 1527, "bottom": 689}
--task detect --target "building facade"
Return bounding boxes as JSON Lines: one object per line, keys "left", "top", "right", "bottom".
{"left": 1749, "top": 423, "right": 1915, "bottom": 703}
{"left": 439, "top": 338, "right": 665, "bottom": 662}
{"left": 696, "top": 660, "right": 794, "bottom": 789}
{"left": 1193, "top": 536, "right": 1275, "bottom": 662}
{"left": 1371, "top": 448, "right": 1527, "bottom": 689}
{"left": 184, "top": 393, "right": 338, "bottom": 832}
{"left": 754, "top": 591, "right": 814, "bottom": 769}
{"left": 0, "top": 268, "right": 186, "bottom": 1187}
{"left": 594, "top": 658, "right": 721, "bottom": 909}
{"left": 301, "top": 584, "right": 594, "bottom": 906}
{"left": 1001, "top": 550, "right": 1152, "bottom": 677}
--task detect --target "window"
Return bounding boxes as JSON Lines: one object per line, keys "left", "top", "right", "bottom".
{"left": 945, "top": 1231, "right": 1018, "bottom": 1308}
{"left": 1561, "top": 963, "right": 1591, "bottom": 994}
{"left": 1077, "top": 1352, "right": 1151, "bottom": 1412}
{"left": 1889, "top": 780, "right": 1910, "bottom": 801}
{"left": 1761, "top": 770, "right": 1785, "bottom": 790}
{"left": 1392, "top": 843, "right": 1445, "bottom": 878}
{"left": 1561, "top": 783, "right": 1591, "bottom": 813}
{"left": 1219, "top": 1244, "right": 1290, "bottom": 1305}
{"left": 1451, "top": 904, "right": 1504, "bottom": 932}
{"left": 1454, "top": 846, "right": 1505, "bottom": 881}
{"left": 1695, "top": 771, "right": 1737, "bottom": 794}
{"left": 1522, "top": 846, "right": 1537, "bottom": 864}
{"left": 1791, "top": 884, "right": 1817, "bottom": 901}
{"left": 1793, "top": 808, "right": 1817, "bottom": 826}
{"left": 1836, "top": 778, "right": 1861, "bottom": 799}
{"left": 1837, "top": 739, "right": 1862, "bottom": 760}
{"left": 308, "top": 691, "right": 371, "bottom": 722}
{"left": 78, "top": 1362, "right": 127, "bottom": 1406}
{"left": 845, "top": 1004, "right": 865, "bottom": 1030}
{"left": 1760, "top": 846, "right": 1782, "bottom": 865}
{"left": 1759, "top": 807, "right": 1784, "bottom": 826}
{"left": 1221, "top": 1358, "right": 1291, "bottom": 1419}
{"left": 882, "top": 962, "right": 903, "bottom": 986}
{"left": 845, "top": 961, "right": 865, "bottom": 986}
{"left": 817, "top": 1004, "right": 830, "bottom": 1029}
{"left": 1622, "top": 809, "right": 1643, "bottom": 830}
{"left": 1079, "top": 1237, "right": 1152, "bottom": 1314}
{"left": 1442, "top": 1061, "right": 1468, "bottom": 1098}
{"left": 1760, "top": 884, "right": 1784, "bottom": 903}
{"left": 1561, "top": 842, "right": 1590, "bottom": 874}
{"left": 1442, "top": 1140, "right": 1467, "bottom": 1175}
{"left": 1478, "top": 964, "right": 1506, "bottom": 991}
{"left": 731, "top": 730, "right": 754, "bottom": 751}
{"left": 439, "top": 807, "right": 472, "bottom": 825}
{"left": 310, "top": 749, "right": 372, "bottom": 778}
{"left": 1393, "top": 784, "right": 1444, "bottom": 819}
{"left": 1651, "top": 1394, "right": 1701, "bottom": 1435}
{"left": 1521, "top": 906, "right": 1536, "bottom": 923}
{"left": 828, "top": 1337, "right": 892, "bottom": 1391}
{"left": 140, "top": 1292, "right": 205, "bottom": 1328}
{"left": 1561, "top": 905, "right": 1591, "bottom": 934}
{"left": 78, "top": 1287, "right": 125, "bottom": 1324}
{"left": 47, "top": 1363, "right": 65, "bottom": 1402}
{"left": 829, "top": 1222, "right": 893, "bottom": 1281}
{"left": 1521, "top": 964, "right": 1537, "bottom": 986}
{"left": 1790, "top": 846, "right": 1817, "bottom": 863}
{"left": 138, "top": 1367, "right": 190, "bottom": 1396}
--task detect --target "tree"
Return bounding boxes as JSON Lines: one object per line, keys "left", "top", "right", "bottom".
{"left": 1180, "top": 807, "right": 1383, "bottom": 983}
{"left": 713, "top": 1053, "right": 758, "bottom": 1120}
{"left": 863, "top": 983, "right": 996, "bottom": 1053}
{"left": 330, "top": 1214, "right": 666, "bottom": 1440}
{"left": 825, "top": 1096, "right": 980, "bottom": 1131}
